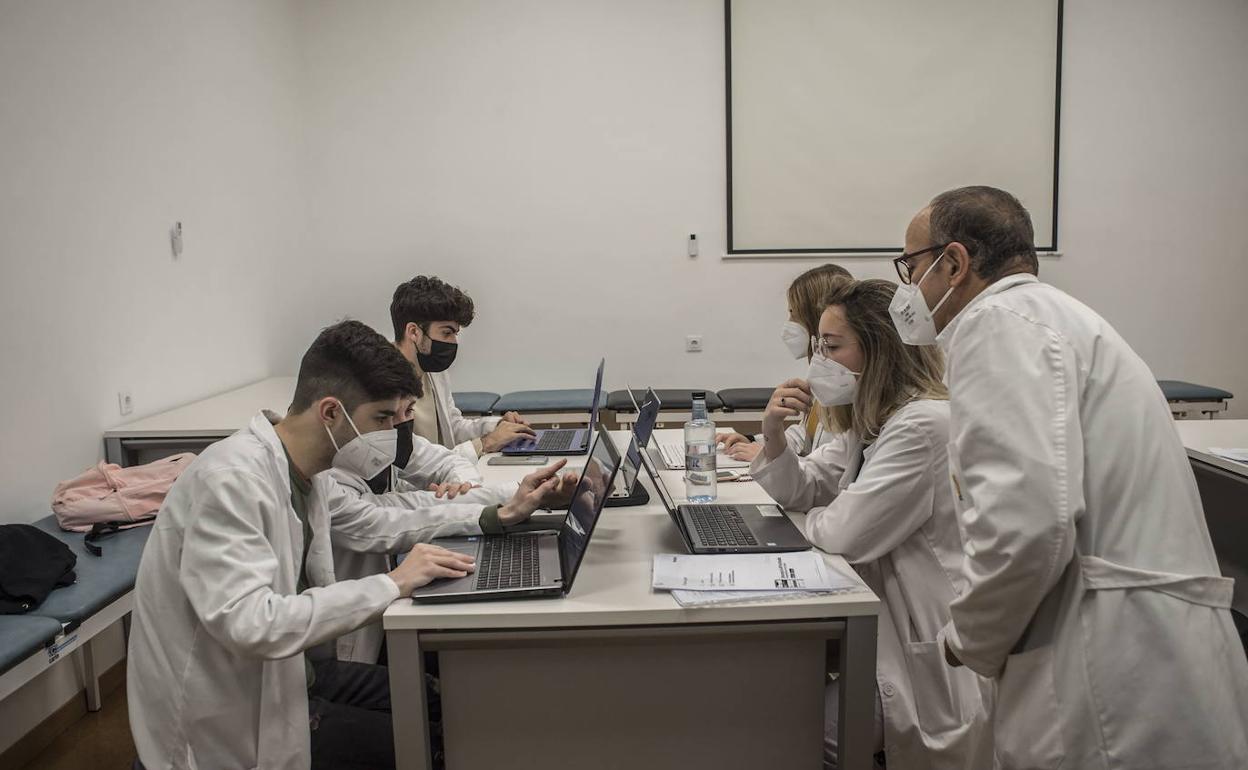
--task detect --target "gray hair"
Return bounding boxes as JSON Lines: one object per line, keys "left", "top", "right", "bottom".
{"left": 929, "top": 186, "right": 1038, "bottom": 280}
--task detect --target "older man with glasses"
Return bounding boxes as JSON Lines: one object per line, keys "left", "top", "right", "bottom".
{"left": 891, "top": 185, "right": 1248, "bottom": 769}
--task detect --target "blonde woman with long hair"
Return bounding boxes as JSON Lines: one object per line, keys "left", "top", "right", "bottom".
{"left": 718, "top": 263, "right": 852, "bottom": 462}
{"left": 750, "top": 279, "right": 990, "bottom": 770}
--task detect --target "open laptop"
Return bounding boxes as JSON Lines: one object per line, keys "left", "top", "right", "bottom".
{"left": 410, "top": 426, "right": 622, "bottom": 602}
{"left": 621, "top": 386, "right": 750, "bottom": 470}
{"left": 501, "top": 358, "right": 604, "bottom": 456}
{"left": 635, "top": 435, "right": 809, "bottom": 554}
{"left": 607, "top": 387, "right": 661, "bottom": 500}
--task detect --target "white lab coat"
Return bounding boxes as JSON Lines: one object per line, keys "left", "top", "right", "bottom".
{"left": 936, "top": 274, "right": 1248, "bottom": 769}
{"left": 735, "top": 420, "right": 835, "bottom": 456}
{"left": 329, "top": 455, "right": 516, "bottom": 663}
{"left": 127, "top": 412, "right": 482, "bottom": 770}
{"left": 751, "top": 400, "right": 991, "bottom": 770}
{"left": 425, "top": 369, "right": 502, "bottom": 461}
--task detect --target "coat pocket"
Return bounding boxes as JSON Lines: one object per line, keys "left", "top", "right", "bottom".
{"left": 905, "top": 640, "right": 979, "bottom": 737}
{"left": 995, "top": 645, "right": 1064, "bottom": 770}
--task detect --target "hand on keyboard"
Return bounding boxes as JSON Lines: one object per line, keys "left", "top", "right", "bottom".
{"left": 387, "top": 543, "right": 477, "bottom": 596}
{"left": 482, "top": 420, "right": 538, "bottom": 453}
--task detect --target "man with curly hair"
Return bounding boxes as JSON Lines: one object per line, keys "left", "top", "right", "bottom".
{"left": 390, "top": 275, "right": 535, "bottom": 459}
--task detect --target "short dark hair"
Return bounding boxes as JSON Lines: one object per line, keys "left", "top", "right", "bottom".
{"left": 929, "top": 186, "right": 1038, "bottom": 280}
{"left": 390, "top": 276, "right": 475, "bottom": 341}
{"left": 290, "top": 320, "right": 421, "bottom": 413}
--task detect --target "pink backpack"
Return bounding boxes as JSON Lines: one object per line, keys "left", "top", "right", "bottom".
{"left": 51, "top": 453, "right": 195, "bottom": 555}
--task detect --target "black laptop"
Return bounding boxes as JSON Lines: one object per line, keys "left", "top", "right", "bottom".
{"left": 410, "top": 426, "right": 622, "bottom": 602}
{"left": 634, "top": 432, "right": 810, "bottom": 554}
{"left": 501, "top": 359, "right": 604, "bottom": 456}
{"left": 606, "top": 387, "right": 661, "bottom": 503}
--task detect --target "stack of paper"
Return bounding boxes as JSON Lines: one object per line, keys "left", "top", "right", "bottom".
{"left": 1210, "top": 447, "right": 1248, "bottom": 465}
{"left": 652, "top": 552, "right": 863, "bottom": 607}
{"left": 669, "top": 589, "right": 828, "bottom": 607}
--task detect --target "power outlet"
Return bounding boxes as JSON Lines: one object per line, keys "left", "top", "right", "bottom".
{"left": 685, "top": 335, "right": 703, "bottom": 353}
{"left": 118, "top": 391, "right": 134, "bottom": 417}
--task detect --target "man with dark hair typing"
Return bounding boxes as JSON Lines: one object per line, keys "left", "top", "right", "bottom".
{"left": 127, "top": 320, "right": 571, "bottom": 770}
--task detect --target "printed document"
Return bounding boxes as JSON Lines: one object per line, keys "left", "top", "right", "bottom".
{"left": 652, "top": 552, "right": 857, "bottom": 592}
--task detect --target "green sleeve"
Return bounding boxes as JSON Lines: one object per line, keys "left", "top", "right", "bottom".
{"left": 478, "top": 505, "right": 504, "bottom": 535}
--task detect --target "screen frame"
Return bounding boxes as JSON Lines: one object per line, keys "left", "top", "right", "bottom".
{"left": 556, "top": 425, "right": 622, "bottom": 592}
{"left": 724, "top": 0, "right": 1065, "bottom": 255}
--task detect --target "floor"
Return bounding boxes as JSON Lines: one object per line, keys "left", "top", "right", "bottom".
{"left": 20, "top": 688, "right": 135, "bottom": 770}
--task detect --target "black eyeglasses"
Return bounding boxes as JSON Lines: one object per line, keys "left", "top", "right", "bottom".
{"left": 893, "top": 243, "right": 949, "bottom": 285}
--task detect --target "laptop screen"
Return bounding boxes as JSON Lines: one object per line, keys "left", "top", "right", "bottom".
{"left": 586, "top": 358, "right": 605, "bottom": 433}
{"left": 558, "top": 427, "right": 622, "bottom": 590}
{"left": 616, "top": 388, "right": 660, "bottom": 495}
{"left": 637, "top": 440, "right": 677, "bottom": 514}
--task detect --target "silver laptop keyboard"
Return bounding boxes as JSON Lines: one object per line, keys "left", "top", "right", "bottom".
{"left": 477, "top": 536, "right": 541, "bottom": 590}
{"left": 659, "top": 442, "right": 686, "bottom": 468}
{"left": 687, "top": 506, "right": 759, "bottom": 548}
{"left": 534, "top": 430, "right": 576, "bottom": 452}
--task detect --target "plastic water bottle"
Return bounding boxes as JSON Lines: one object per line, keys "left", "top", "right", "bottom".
{"left": 684, "top": 392, "right": 717, "bottom": 502}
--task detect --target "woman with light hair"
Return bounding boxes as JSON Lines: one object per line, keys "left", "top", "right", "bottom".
{"left": 718, "top": 262, "right": 852, "bottom": 462}
{"left": 750, "top": 279, "right": 990, "bottom": 770}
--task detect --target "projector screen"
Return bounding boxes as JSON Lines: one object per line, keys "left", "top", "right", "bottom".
{"left": 727, "top": 0, "right": 1062, "bottom": 254}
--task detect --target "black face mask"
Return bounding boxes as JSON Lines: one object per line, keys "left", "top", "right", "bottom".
{"left": 416, "top": 338, "right": 458, "bottom": 373}
{"left": 365, "top": 420, "right": 415, "bottom": 494}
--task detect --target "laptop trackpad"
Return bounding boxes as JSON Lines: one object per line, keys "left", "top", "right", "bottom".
{"left": 413, "top": 537, "right": 480, "bottom": 595}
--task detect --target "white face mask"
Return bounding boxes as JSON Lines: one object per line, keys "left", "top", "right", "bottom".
{"left": 889, "top": 253, "right": 956, "bottom": 346}
{"left": 780, "top": 321, "right": 810, "bottom": 359}
{"left": 806, "top": 353, "right": 859, "bottom": 406}
{"left": 325, "top": 403, "right": 397, "bottom": 480}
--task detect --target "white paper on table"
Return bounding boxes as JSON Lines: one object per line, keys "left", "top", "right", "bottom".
{"left": 651, "top": 552, "right": 858, "bottom": 592}
{"left": 1209, "top": 447, "right": 1248, "bottom": 464}
{"left": 670, "top": 588, "right": 862, "bottom": 607}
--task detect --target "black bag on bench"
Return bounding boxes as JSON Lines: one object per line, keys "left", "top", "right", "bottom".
{"left": 0, "top": 524, "right": 77, "bottom": 614}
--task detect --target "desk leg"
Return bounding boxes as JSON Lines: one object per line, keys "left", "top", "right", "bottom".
{"left": 78, "top": 641, "right": 101, "bottom": 712}
{"left": 104, "top": 437, "right": 126, "bottom": 466}
{"left": 388, "top": 630, "right": 433, "bottom": 770}
{"left": 837, "top": 615, "right": 878, "bottom": 770}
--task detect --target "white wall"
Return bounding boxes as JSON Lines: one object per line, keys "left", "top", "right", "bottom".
{"left": 294, "top": 0, "right": 1248, "bottom": 416}
{"left": 0, "top": 0, "right": 306, "bottom": 755}
{"left": 2, "top": 0, "right": 1246, "bottom": 758}
{"left": 1047, "top": 0, "right": 1248, "bottom": 408}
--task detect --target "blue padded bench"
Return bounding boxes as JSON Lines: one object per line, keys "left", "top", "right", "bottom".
{"left": 0, "top": 615, "right": 65, "bottom": 702}
{"left": 0, "top": 616, "right": 62, "bottom": 676}
{"left": 29, "top": 516, "right": 150, "bottom": 631}
{"left": 492, "top": 389, "right": 605, "bottom": 428}
{"left": 607, "top": 390, "right": 725, "bottom": 430}
{"left": 606, "top": 390, "right": 724, "bottom": 413}
{"left": 452, "top": 391, "right": 500, "bottom": 416}
{"left": 1158, "top": 380, "right": 1234, "bottom": 419}
{"left": 0, "top": 515, "right": 152, "bottom": 711}
{"left": 716, "top": 388, "right": 773, "bottom": 412}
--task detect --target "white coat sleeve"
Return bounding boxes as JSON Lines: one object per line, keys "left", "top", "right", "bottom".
{"left": 180, "top": 469, "right": 399, "bottom": 660}
{"left": 322, "top": 476, "right": 485, "bottom": 553}
{"left": 803, "top": 412, "right": 939, "bottom": 563}
{"left": 446, "top": 394, "right": 502, "bottom": 445}
{"left": 750, "top": 436, "right": 850, "bottom": 512}
{"left": 398, "top": 434, "right": 482, "bottom": 486}
{"left": 941, "top": 307, "right": 1085, "bottom": 678}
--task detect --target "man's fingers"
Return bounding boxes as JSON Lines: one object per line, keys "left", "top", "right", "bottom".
{"left": 431, "top": 551, "right": 476, "bottom": 569}
{"left": 531, "top": 459, "right": 568, "bottom": 481}
{"left": 426, "top": 565, "right": 469, "bottom": 580}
